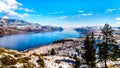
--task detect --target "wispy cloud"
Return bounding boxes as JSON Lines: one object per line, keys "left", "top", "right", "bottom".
{"left": 3, "top": 9, "right": 29, "bottom": 18}
{"left": 78, "top": 10, "right": 84, "bottom": 13}
{"left": 116, "top": 17, "right": 120, "bottom": 21}
{"left": 19, "top": 8, "right": 35, "bottom": 12}
{"left": 105, "top": 8, "right": 117, "bottom": 13}
{"left": 81, "top": 13, "right": 93, "bottom": 16}
{"left": 110, "top": 22, "right": 120, "bottom": 27}
{"left": 48, "top": 11, "right": 64, "bottom": 15}
{"left": 77, "top": 12, "right": 93, "bottom": 17}
{"left": 0, "top": 0, "right": 33, "bottom": 18}
{"left": 48, "top": 12, "right": 58, "bottom": 14}
{"left": 58, "top": 16, "right": 68, "bottom": 19}
{"left": 2, "top": 16, "right": 9, "bottom": 19}
{"left": 36, "top": 15, "right": 40, "bottom": 16}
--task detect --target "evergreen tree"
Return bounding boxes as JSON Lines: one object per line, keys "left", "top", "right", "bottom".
{"left": 97, "top": 24, "right": 119, "bottom": 68}
{"left": 50, "top": 48, "right": 56, "bottom": 55}
{"left": 83, "top": 32, "right": 96, "bottom": 68}
{"left": 90, "top": 32, "right": 96, "bottom": 67}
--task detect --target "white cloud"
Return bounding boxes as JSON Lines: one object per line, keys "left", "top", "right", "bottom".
{"left": 48, "top": 12, "right": 58, "bottom": 14}
{"left": 78, "top": 10, "right": 84, "bottom": 13}
{"left": 116, "top": 17, "right": 120, "bottom": 21}
{"left": 48, "top": 11, "right": 64, "bottom": 14}
{"left": 4, "top": 10, "right": 18, "bottom": 16}
{"left": 110, "top": 22, "right": 120, "bottom": 27}
{"left": 25, "top": 8, "right": 34, "bottom": 12}
{"left": 19, "top": 8, "right": 35, "bottom": 12}
{"left": 3, "top": 10, "right": 29, "bottom": 18}
{"left": 105, "top": 8, "right": 116, "bottom": 13}
{"left": 18, "top": 13, "right": 29, "bottom": 18}
{"left": 73, "top": 12, "right": 93, "bottom": 18}
{"left": 81, "top": 13, "right": 93, "bottom": 16}
{"left": 26, "top": 20, "right": 30, "bottom": 22}
{"left": 0, "top": 0, "right": 32, "bottom": 18}
{"left": 2, "top": 16, "right": 9, "bottom": 19}
{"left": 0, "top": 0, "right": 22, "bottom": 11}
{"left": 59, "top": 16, "right": 68, "bottom": 19}
{"left": 5, "top": 0, "right": 22, "bottom": 6}
{"left": 76, "top": 11, "right": 93, "bottom": 17}
{"left": 37, "top": 15, "right": 40, "bottom": 16}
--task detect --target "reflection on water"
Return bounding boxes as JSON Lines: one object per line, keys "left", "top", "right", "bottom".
{"left": 0, "top": 29, "right": 82, "bottom": 51}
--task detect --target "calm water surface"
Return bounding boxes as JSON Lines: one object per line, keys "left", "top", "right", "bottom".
{"left": 0, "top": 29, "right": 82, "bottom": 51}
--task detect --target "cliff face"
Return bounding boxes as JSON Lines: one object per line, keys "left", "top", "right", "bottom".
{"left": 0, "top": 18, "right": 63, "bottom": 36}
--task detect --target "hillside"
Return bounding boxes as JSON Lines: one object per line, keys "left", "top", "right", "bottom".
{"left": 0, "top": 48, "right": 75, "bottom": 68}
{"left": 0, "top": 18, "right": 63, "bottom": 36}
{"left": 0, "top": 37, "right": 120, "bottom": 68}
{"left": 0, "top": 38, "right": 83, "bottom": 68}
{"left": 74, "top": 26, "right": 102, "bottom": 35}
{"left": 24, "top": 38, "right": 120, "bottom": 68}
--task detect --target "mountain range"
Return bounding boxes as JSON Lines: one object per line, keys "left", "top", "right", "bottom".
{"left": 0, "top": 18, "right": 63, "bottom": 36}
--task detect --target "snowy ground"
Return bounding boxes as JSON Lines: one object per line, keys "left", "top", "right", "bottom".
{"left": 44, "top": 56, "right": 75, "bottom": 68}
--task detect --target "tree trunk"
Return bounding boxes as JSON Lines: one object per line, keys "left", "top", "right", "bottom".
{"left": 105, "top": 58, "right": 107, "bottom": 68}
{"left": 105, "top": 38, "right": 108, "bottom": 68}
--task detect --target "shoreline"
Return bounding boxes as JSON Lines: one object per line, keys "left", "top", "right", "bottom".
{"left": 0, "top": 29, "right": 82, "bottom": 51}
{"left": 24, "top": 37, "right": 85, "bottom": 55}
{"left": 0, "top": 30, "right": 63, "bottom": 37}
{"left": 23, "top": 37, "right": 84, "bottom": 52}
{"left": 0, "top": 38, "right": 83, "bottom": 52}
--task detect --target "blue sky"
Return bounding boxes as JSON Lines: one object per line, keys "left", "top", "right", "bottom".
{"left": 0, "top": 0, "right": 120, "bottom": 28}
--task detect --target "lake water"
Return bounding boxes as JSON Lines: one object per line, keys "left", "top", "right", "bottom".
{"left": 0, "top": 29, "right": 82, "bottom": 51}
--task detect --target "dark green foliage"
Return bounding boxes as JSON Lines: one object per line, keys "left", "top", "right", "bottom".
{"left": 73, "top": 54, "right": 77, "bottom": 60}
{"left": 37, "top": 56, "right": 45, "bottom": 67}
{"left": 97, "top": 24, "right": 119, "bottom": 68}
{"left": 32, "top": 52, "right": 39, "bottom": 56}
{"left": 32, "top": 52, "right": 45, "bottom": 67}
{"left": 74, "top": 58, "right": 81, "bottom": 68}
{"left": 0, "top": 55, "right": 17, "bottom": 65}
{"left": 22, "top": 63, "right": 35, "bottom": 68}
{"left": 54, "top": 59, "right": 61, "bottom": 64}
{"left": 73, "top": 54, "right": 81, "bottom": 68}
{"left": 0, "top": 48, "right": 46, "bottom": 68}
{"left": 83, "top": 32, "right": 96, "bottom": 68}
{"left": 118, "top": 47, "right": 120, "bottom": 58}
{"left": 0, "top": 48, "right": 6, "bottom": 54}
{"left": 50, "top": 48, "right": 56, "bottom": 55}
{"left": 17, "top": 57, "right": 30, "bottom": 63}
{"left": 58, "top": 66, "right": 62, "bottom": 68}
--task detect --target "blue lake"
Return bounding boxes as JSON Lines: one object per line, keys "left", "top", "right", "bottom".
{"left": 0, "top": 29, "right": 82, "bottom": 51}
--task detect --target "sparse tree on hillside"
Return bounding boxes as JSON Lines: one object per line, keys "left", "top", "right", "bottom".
{"left": 90, "top": 32, "right": 96, "bottom": 67}
{"left": 97, "top": 24, "right": 119, "bottom": 68}
{"left": 83, "top": 32, "right": 96, "bottom": 68}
